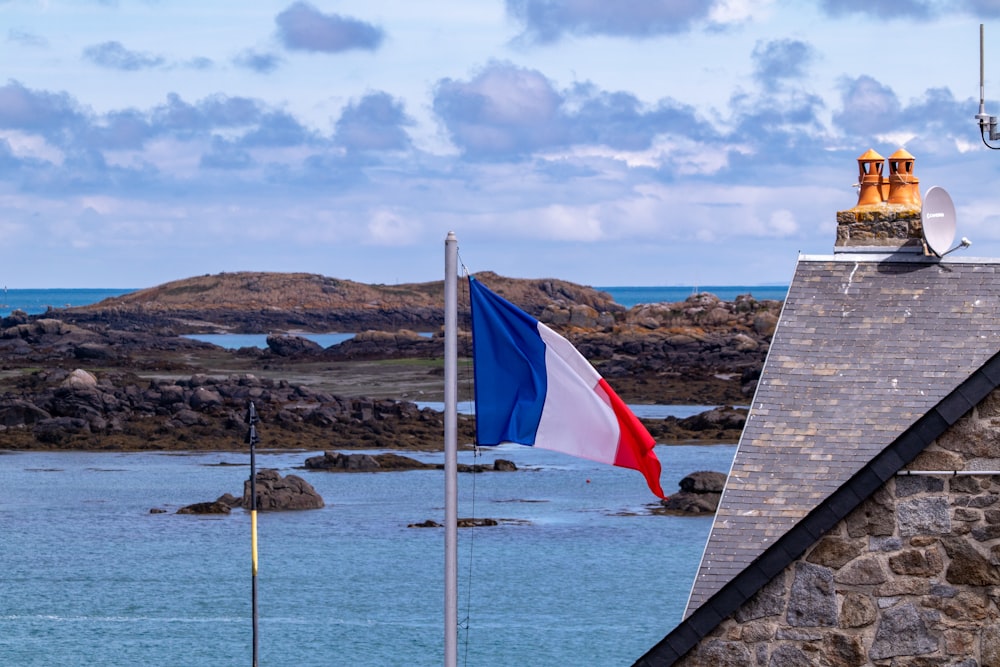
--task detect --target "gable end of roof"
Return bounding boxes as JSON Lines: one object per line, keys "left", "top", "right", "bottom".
{"left": 633, "top": 349, "right": 1000, "bottom": 667}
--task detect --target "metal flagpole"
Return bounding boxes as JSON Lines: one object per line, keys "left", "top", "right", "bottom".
{"left": 246, "top": 401, "right": 260, "bottom": 667}
{"left": 443, "top": 232, "right": 458, "bottom": 667}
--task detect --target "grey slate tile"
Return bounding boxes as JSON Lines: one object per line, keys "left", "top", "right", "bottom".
{"left": 684, "top": 255, "right": 1000, "bottom": 615}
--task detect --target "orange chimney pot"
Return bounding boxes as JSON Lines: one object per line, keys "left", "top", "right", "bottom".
{"left": 855, "top": 148, "right": 885, "bottom": 207}
{"left": 886, "top": 148, "right": 921, "bottom": 207}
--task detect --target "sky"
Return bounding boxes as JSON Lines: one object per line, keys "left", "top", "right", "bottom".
{"left": 3, "top": 0, "right": 1000, "bottom": 288}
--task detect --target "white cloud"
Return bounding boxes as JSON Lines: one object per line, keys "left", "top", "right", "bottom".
{"left": 78, "top": 195, "right": 119, "bottom": 215}
{"left": 115, "top": 138, "right": 204, "bottom": 176}
{"left": 709, "top": 0, "right": 774, "bottom": 24}
{"left": 366, "top": 209, "right": 422, "bottom": 245}
{"left": 874, "top": 132, "right": 917, "bottom": 149}
{"left": 766, "top": 209, "right": 798, "bottom": 236}
{"left": 541, "top": 135, "right": 752, "bottom": 174}
{"left": 0, "top": 130, "right": 63, "bottom": 163}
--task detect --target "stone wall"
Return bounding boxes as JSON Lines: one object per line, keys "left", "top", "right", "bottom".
{"left": 675, "top": 392, "right": 1000, "bottom": 666}
{"left": 835, "top": 205, "right": 923, "bottom": 248}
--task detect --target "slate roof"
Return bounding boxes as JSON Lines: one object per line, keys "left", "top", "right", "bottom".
{"left": 635, "top": 249, "right": 1000, "bottom": 666}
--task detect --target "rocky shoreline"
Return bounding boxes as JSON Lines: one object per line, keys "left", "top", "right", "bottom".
{"left": 0, "top": 272, "right": 774, "bottom": 452}
{"left": 0, "top": 365, "right": 748, "bottom": 451}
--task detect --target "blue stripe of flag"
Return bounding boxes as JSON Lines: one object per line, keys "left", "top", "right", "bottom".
{"left": 468, "top": 276, "right": 547, "bottom": 446}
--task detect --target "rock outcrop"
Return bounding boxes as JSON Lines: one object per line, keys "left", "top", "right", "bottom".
{"left": 0, "top": 368, "right": 475, "bottom": 450}
{"left": 304, "top": 451, "right": 445, "bottom": 472}
{"left": 408, "top": 518, "right": 503, "bottom": 528}
{"left": 241, "top": 469, "right": 324, "bottom": 511}
{"left": 39, "top": 274, "right": 777, "bottom": 404}
{"left": 50, "top": 270, "right": 624, "bottom": 334}
{"left": 303, "top": 450, "right": 517, "bottom": 473}
{"left": 266, "top": 334, "right": 323, "bottom": 356}
{"left": 176, "top": 501, "right": 232, "bottom": 515}
{"left": 173, "top": 470, "right": 324, "bottom": 514}
{"left": 643, "top": 406, "right": 747, "bottom": 443}
{"left": 656, "top": 471, "right": 727, "bottom": 515}
{"left": 0, "top": 272, "right": 777, "bottom": 450}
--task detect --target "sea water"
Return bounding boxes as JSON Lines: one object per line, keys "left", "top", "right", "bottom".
{"left": 0, "top": 285, "right": 761, "bottom": 665}
{"left": 0, "top": 288, "right": 133, "bottom": 317}
{"left": 0, "top": 445, "right": 737, "bottom": 667}
{"left": 184, "top": 332, "right": 358, "bottom": 349}
{"left": 0, "top": 285, "right": 789, "bottom": 320}
{"left": 597, "top": 284, "right": 788, "bottom": 307}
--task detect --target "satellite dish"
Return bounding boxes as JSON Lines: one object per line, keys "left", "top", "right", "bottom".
{"left": 921, "top": 186, "right": 957, "bottom": 257}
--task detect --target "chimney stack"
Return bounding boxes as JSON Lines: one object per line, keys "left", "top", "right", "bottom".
{"left": 836, "top": 148, "right": 923, "bottom": 250}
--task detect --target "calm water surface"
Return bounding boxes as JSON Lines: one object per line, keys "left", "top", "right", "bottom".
{"left": 415, "top": 402, "right": 735, "bottom": 419}
{"left": 0, "top": 284, "right": 758, "bottom": 664}
{"left": 0, "top": 445, "right": 736, "bottom": 666}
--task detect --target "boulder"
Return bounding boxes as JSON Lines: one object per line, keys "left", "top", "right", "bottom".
{"left": 656, "top": 470, "right": 727, "bottom": 515}
{"left": 169, "top": 409, "right": 204, "bottom": 427}
{"left": 453, "top": 459, "right": 519, "bottom": 473}
{"left": 0, "top": 337, "right": 31, "bottom": 355}
{"left": 679, "top": 408, "right": 746, "bottom": 432}
{"left": 266, "top": 334, "right": 322, "bottom": 357}
{"left": 189, "top": 387, "right": 223, "bottom": 410}
{"left": 679, "top": 470, "right": 727, "bottom": 493}
{"left": 0, "top": 399, "right": 51, "bottom": 427}
{"left": 659, "top": 492, "right": 723, "bottom": 514}
{"left": 457, "top": 517, "right": 498, "bottom": 527}
{"left": 216, "top": 493, "right": 243, "bottom": 508}
{"left": 177, "top": 501, "right": 231, "bottom": 515}
{"left": 243, "top": 469, "right": 324, "bottom": 511}
{"left": 61, "top": 369, "right": 98, "bottom": 390}
{"left": 1, "top": 309, "right": 28, "bottom": 327}
{"left": 74, "top": 343, "right": 116, "bottom": 360}
{"left": 33, "top": 416, "right": 90, "bottom": 444}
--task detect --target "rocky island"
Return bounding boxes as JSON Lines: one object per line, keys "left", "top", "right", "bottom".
{"left": 0, "top": 271, "right": 778, "bottom": 451}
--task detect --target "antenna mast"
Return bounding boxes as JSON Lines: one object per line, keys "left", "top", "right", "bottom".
{"left": 976, "top": 24, "right": 1000, "bottom": 148}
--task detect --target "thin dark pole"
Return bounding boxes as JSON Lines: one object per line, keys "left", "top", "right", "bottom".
{"left": 246, "top": 402, "right": 260, "bottom": 667}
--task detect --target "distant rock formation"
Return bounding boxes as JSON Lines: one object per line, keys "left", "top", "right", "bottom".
{"left": 0, "top": 276, "right": 780, "bottom": 450}
{"left": 305, "top": 451, "right": 430, "bottom": 471}
{"left": 304, "top": 450, "right": 517, "bottom": 473}
{"left": 656, "top": 471, "right": 727, "bottom": 515}
{"left": 51, "top": 270, "right": 624, "bottom": 334}
{"left": 408, "top": 518, "right": 501, "bottom": 528}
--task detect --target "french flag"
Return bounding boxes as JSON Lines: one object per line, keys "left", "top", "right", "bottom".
{"left": 468, "top": 276, "right": 665, "bottom": 498}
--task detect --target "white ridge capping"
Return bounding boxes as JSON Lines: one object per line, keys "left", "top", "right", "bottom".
{"left": 800, "top": 252, "right": 1000, "bottom": 265}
